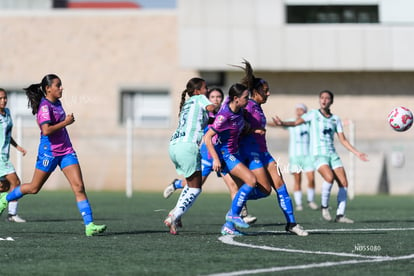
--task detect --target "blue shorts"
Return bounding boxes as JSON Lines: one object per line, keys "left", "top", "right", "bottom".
{"left": 36, "top": 152, "right": 79, "bottom": 173}
{"left": 216, "top": 146, "right": 243, "bottom": 175}
{"left": 240, "top": 146, "right": 275, "bottom": 171}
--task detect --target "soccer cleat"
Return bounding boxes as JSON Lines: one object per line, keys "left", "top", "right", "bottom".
{"left": 335, "top": 215, "right": 354, "bottom": 224}
{"left": 225, "top": 211, "right": 250, "bottom": 229}
{"left": 322, "top": 207, "right": 332, "bottom": 221}
{"left": 242, "top": 215, "right": 257, "bottom": 225}
{"left": 295, "top": 205, "right": 303, "bottom": 211}
{"left": 221, "top": 224, "right": 245, "bottom": 236}
{"left": 164, "top": 214, "right": 178, "bottom": 235}
{"left": 7, "top": 214, "right": 26, "bottom": 223}
{"left": 240, "top": 205, "right": 257, "bottom": 225}
{"left": 85, "top": 222, "right": 107, "bottom": 237}
{"left": 0, "top": 193, "right": 8, "bottom": 215}
{"left": 286, "top": 223, "right": 309, "bottom": 236}
{"left": 308, "top": 201, "right": 318, "bottom": 210}
{"left": 163, "top": 179, "right": 178, "bottom": 199}
{"left": 168, "top": 208, "right": 183, "bottom": 228}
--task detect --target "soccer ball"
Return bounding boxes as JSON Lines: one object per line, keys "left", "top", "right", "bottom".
{"left": 387, "top": 106, "right": 413, "bottom": 132}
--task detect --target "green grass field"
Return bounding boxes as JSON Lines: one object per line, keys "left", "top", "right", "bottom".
{"left": 1, "top": 191, "right": 413, "bottom": 275}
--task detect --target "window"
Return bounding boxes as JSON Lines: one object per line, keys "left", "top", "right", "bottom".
{"left": 286, "top": 5, "right": 379, "bottom": 24}
{"left": 120, "top": 89, "right": 171, "bottom": 128}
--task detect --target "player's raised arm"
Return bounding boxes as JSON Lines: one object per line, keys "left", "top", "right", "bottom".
{"left": 337, "top": 132, "right": 369, "bottom": 162}
{"left": 269, "top": 116, "right": 305, "bottom": 127}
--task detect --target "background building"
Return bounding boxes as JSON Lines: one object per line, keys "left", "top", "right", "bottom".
{"left": 0, "top": 0, "right": 413, "bottom": 194}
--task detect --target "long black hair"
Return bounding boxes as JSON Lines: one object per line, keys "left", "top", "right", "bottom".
{"left": 24, "top": 74, "right": 60, "bottom": 115}
{"left": 178, "top": 77, "right": 205, "bottom": 115}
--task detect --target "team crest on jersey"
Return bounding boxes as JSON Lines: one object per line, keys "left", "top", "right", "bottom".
{"left": 215, "top": 115, "right": 225, "bottom": 126}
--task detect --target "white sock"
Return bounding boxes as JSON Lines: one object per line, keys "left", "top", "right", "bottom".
{"left": 307, "top": 188, "right": 315, "bottom": 203}
{"left": 337, "top": 187, "right": 348, "bottom": 216}
{"left": 321, "top": 181, "right": 333, "bottom": 208}
{"left": 8, "top": 201, "right": 18, "bottom": 216}
{"left": 293, "top": 191, "right": 302, "bottom": 206}
{"left": 173, "top": 187, "right": 201, "bottom": 219}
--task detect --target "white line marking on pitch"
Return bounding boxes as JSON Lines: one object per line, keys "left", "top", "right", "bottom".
{"left": 0, "top": 237, "right": 14, "bottom": 241}
{"left": 205, "top": 227, "right": 414, "bottom": 276}
{"left": 205, "top": 254, "right": 414, "bottom": 276}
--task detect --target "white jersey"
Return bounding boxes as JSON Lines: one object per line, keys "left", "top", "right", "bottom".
{"left": 0, "top": 108, "right": 12, "bottom": 161}
{"left": 301, "top": 109, "right": 343, "bottom": 156}
{"left": 170, "top": 94, "right": 212, "bottom": 146}
{"left": 286, "top": 118, "right": 311, "bottom": 158}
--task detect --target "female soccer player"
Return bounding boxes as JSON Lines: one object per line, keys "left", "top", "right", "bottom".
{"left": 0, "top": 88, "right": 27, "bottom": 222}
{"left": 164, "top": 77, "right": 217, "bottom": 235}
{"left": 235, "top": 61, "right": 308, "bottom": 236}
{"left": 205, "top": 83, "right": 262, "bottom": 234}
{"left": 163, "top": 87, "right": 257, "bottom": 225}
{"left": 270, "top": 104, "right": 317, "bottom": 211}
{"left": 273, "top": 90, "right": 368, "bottom": 223}
{"left": 0, "top": 74, "right": 107, "bottom": 236}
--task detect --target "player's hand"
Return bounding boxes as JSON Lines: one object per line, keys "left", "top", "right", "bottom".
{"left": 17, "top": 146, "right": 27, "bottom": 156}
{"left": 65, "top": 113, "right": 75, "bottom": 126}
{"left": 212, "top": 158, "right": 221, "bottom": 172}
{"left": 272, "top": 116, "right": 283, "bottom": 126}
{"left": 357, "top": 152, "right": 369, "bottom": 162}
{"left": 254, "top": 128, "right": 266, "bottom": 135}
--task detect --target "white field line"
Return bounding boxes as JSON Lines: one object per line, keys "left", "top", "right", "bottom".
{"left": 205, "top": 227, "right": 414, "bottom": 276}
{"left": 205, "top": 254, "right": 414, "bottom": 276}
{"left": 0, "top": 237, "right": 14, "bottom": 241}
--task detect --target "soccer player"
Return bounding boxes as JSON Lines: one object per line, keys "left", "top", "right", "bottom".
{"left": 272, "top": 104, "right": 317, "bottom": 211}
{"left": 236, "top": 60, "right": 308, "bottom": 236}
{"left": 0, "top": 88, "right": 27, "bottom": 222}
{"left": 0, "top": 74, "right": 107, "bottom": 236}
{"left": 163, "top": 87, "right": 257, "bottom": 225}
{"left": 273, "top": 90, "right": 368, "bottom": 223}
{"left": 164, "top": 77, "right": 217, "bottom": 235}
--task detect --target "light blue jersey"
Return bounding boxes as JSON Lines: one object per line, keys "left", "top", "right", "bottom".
{"left": 301, "top": 109, "right": 343, "bottom": 156}
{"left": 0, "top": 108, "right": 12, "bottom": 161}
{"left": 286, "top": 119, "right": 311, "bottom": 158}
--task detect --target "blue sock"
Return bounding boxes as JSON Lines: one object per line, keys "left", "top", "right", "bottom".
{"left": 276, "top": 184, "right": 296, "bottom": 224}
{"left": 231, "top": 184, "right": 254, "bottom": 216}
{"left": 6, "top": 186, "right": 24, "bottom": 202}
{"left": 173, "top": 179, "right": 184, "bottom": 189}
{"left": 77, "top": 200, "right": 93, "bottom": 225}
{"left": 248, "top": 187, "right": 269, "bottom": 200}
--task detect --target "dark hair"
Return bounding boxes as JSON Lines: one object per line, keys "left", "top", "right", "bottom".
{"left": 0, "top": 88, "right": 6, "bottom": 94}
{"left": 228, "top": 83, "right": 247, "bottom": 102}
{"left": 319, "top": 89, "right": 334, "bottom": 103}
{"left": 206, "top": 87, "right": 224, "bottom": 101}
{"left": 178, "top": 77, "right": 205, "bottom": 115}
{"left": 24, "top": 74, "right": 60, "bottom": 115}
{"left": 233, "top": 59, "right": 267, "bottom": 96}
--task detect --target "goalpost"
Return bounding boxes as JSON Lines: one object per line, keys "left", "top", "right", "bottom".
{"left": 347, "top": 120, "right": 356, "bottom": 200}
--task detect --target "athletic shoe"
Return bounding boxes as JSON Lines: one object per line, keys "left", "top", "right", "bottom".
{"left": 0, "top": 193, "right": 8, "bottom": 215}
{"left": 335, "top": 215, "right": 354, "bottom": 224}
{"left": 242, "top": 215, "right": 257, "bottom": 225}
{"left": 286, "top": 223, "right": 309, "bottom": 236}
{"left": 85, "top": 222, "right": 107, "bottom": 237}
{"left": 308, "top": 201, "right": 318, "bottom": 210}
{"left": 164, "top": 214, "right": 178, "bottom": 235}
{"left": 7, "top": 214, "right": 26, "bottom": 223}
{"left": 322, "top": 207, "right": 332, "bottom": 221}
{"left": 163, "top": 179, "right": 178, "bottom": 199}
{"left": 295, "top": 205, "right": 303, "bottom": 211}
{"left": 168, "top": 208, "right": 183, "bottom": 228}
{"left": 221, "top": 224, "right": 245, "bottom": 236}
{"left": 225, "top": 211, "right": 250, "bottom": 229}
{"left": 240, "top": 205, "right": 257, "bottom": 225}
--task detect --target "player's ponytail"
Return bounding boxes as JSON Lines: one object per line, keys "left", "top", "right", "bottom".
{"left": 232, "top": 59, "right": 267, "bottom": 97}
{"left": 178, "top": 77, "right": 205, "bottom": 115}
{"left": 24, "top": 74, "right": 60, "bottom": 115}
